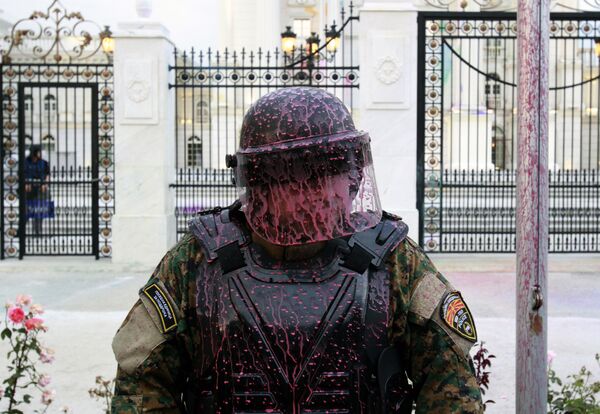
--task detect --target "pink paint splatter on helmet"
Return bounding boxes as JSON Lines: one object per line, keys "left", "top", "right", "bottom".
{"left": 229, "top": 87, "right": 382, "bottom": 246}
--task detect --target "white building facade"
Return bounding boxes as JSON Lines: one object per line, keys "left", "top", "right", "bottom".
{"left": 2, "top": 0, "right": 599, "bottom": 265}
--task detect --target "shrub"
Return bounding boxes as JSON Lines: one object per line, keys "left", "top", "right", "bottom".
{"left": 473, "top": 341, "right": 496, "bottom": 410}
{"left": 548, "top": 353, "right": 600, "bottom": 414}
{"left": 0, "top": 295, "right": 55, "bottom": 414}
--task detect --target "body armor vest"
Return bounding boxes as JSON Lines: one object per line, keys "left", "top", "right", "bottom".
{"left": 188, "top": 207, "right": 408, "bottom": 414}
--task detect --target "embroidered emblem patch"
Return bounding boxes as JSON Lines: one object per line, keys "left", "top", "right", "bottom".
{"left": 143, "top": 284, "right": 178, "bottom": 333}
{"left": 440, "top": 291, "right": 477, "bottom": 342}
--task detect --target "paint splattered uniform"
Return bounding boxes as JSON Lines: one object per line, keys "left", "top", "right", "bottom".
{"left": 111, "top": 88, "right": 482, "bottom": 413}
{"left": 111, "top": 232, "right": 483, "bottom": 413}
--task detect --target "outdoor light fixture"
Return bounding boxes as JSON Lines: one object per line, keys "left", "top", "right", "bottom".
{"left": 281, "top": 26, "right": 297, "bottom": 54}
{"left": 306, "top": 32, "right": 320, "bottom": 54}
{"left": 280, "top": 23, "right": 340, "bottom": 63}
{"left": 325, "top": 24, "right": 341, "bottom": 53}
{"left": 279, "top": 19, "right": 347, "bottom": 84}
{"left": 100, "top": 26, "right": 115, "bottom": 55}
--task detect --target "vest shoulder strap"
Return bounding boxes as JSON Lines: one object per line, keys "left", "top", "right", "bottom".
{"left": 188, "top": 204, "right": 249, "bottom": 273}
{"left": 340, "top": 212, "right": 409, "bottom": 273}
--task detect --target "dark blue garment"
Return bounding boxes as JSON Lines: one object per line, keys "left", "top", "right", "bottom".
{"left": 24, "top": 157, "right": 50, "bottom": 202}
{"left": 24, "top": 157, "right": 50, "bottom": 181}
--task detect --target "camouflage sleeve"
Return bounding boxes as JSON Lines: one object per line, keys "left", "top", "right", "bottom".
{"left": 388, "top": 237, "right": 483, "bottom": 414}
{"left": 111, "top": 233, "right": 204, "bottom": 413}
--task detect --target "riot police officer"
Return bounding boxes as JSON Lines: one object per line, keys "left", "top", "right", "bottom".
{"left": 111, "top": 88, "right": 483, "bottom": 413}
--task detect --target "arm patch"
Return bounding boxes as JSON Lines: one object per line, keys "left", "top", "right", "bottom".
{"left": 409, "top": 271, "right": 447, "bottom": 323}
{"left": 112, "top": 300, "right": 166, "bottom": 374}
{"left": 431, "top": 295, "right": 477, "bottom": 357}
{"left": 139, "top": 280, "right": 181, "bottom": 334}
{"left": 409, "top": 272, "right": 477, "bottom": 357}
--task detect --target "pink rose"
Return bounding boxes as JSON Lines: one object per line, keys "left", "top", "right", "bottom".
{"left": 0, "top": 386, "right": 4, "bottom": 398}
{"left": 30, "top": 304, "right": 44, "bottom": 315}
{"left": 40, "top": 348, "right": 55, "bottom": 364}
{"left": 7, "top": 306, "right": 25, "bottom": 324}
{"left": 547, "top": 350, "right": 556, "bottom": 366}
{"left": 15, "top": 294, "right": 32, "bottom": 306}
{"left": 24, "top": 317, "right": 45, "bottom": 331}
{"left": 38, "top": 374, "right": 51, "bottom": 387}
{"left": 41, "top": 389, "right": 55, "bottom": 405}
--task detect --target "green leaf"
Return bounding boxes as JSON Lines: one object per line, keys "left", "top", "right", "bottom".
{"left": 1, "top": 327, "right": 12, "bottom": 339}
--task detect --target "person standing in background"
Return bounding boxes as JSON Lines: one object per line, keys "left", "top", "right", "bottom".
{"left": 24, "top": 145, "right": 50, "bottom": 236}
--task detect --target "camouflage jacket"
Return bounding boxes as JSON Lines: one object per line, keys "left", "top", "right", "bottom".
{"left": 111, "top": 233, "right": 483, "bottom": 414}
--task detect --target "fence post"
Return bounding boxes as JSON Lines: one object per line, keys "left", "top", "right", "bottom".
{"left": 359, "top": 0, "right": 420, "bottom": 240}
{"left": 516, "top": 0, "right": 549, "bottom": 411}
{"left": 111, "top": 22, "right": 176, "bottom": 268}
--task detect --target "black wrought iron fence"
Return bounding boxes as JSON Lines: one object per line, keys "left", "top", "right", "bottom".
{"left": 438, "top": 169, "right": 600, "bottom": 252}
{"left": 17, "top": 166, "right": 100, "bottom": 256}
{"left": 171, "top": 168, "right": 236, "bottom": 237}
{"left": 0, "top": 1, "right": 114, "bottom": 259}
{"left": 169, "top": 3, "right": 359, "bottom": 239}
{"left": 1, "top": 65, "right": 114, "bottom": 259}
{"left": 418, "top": 12, "right": 600, "bottom": 252}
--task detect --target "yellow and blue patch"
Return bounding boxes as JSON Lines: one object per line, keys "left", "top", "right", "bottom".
{"left": 143, "top": 283, "right": 178, "bottom": 333}
{"left": 440, "top": 291, "right": 477, "bottom": 342}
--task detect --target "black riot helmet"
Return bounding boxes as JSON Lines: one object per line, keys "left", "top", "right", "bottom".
{"left": 226, "top": 87, "right": 382, "bottom": 246}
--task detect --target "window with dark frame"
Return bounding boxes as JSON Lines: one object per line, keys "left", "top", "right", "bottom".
{"left": 24, "top": 94, "right": 33, "bottom": 112}
{"left": 491, "top": 125, "right": 506, "bottom": 170}
{"left": 187, "top": 135, "right": 203, "bottom": 167}
{"left": 195, "top": 100, "right": 210, "bottom": 124}
{"left": 43, "top": 94, "right": 57, "bottom": 112}
{"left": 485, "top": 73, "right": 502, "bottom": 110}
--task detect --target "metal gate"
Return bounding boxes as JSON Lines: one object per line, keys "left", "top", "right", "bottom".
{"left": 1, "top": 1, "right": 114, "bottom": 259}
{"left": 418, "top": 12, "right": 600, "bottom": 252}
{"left": 169, "top": 4, "right": 359, "bottom": 239}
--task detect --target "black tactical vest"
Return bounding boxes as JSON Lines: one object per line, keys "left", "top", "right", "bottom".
{"left": 187, "top": 207, "right": 408, "bottom": 414}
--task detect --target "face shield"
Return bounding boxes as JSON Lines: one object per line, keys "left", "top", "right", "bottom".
{"left": 232, "top": 132, "right": 382, "bottom": 246}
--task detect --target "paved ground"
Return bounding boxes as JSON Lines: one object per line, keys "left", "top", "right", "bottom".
{"left": 0, "top": 253, "right": 599, "bottom": 413}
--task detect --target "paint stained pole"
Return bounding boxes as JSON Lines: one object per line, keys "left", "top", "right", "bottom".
{"left": 516, "top": 0, "right": 549, "bottom": 412}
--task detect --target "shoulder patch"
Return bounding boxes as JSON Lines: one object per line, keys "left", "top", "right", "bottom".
{"left": 409, "top": 271, "right": 447, "bottom": 323}
{"left": 440, "top": 291, "right": 477, "bottom": 342}
{"left": 140, "top": 281, "right": 180, "bottom": 334}
{"left": 112, "top": 300, "right": 166, "bottom": 374}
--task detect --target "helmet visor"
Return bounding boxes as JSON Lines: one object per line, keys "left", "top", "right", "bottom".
{"left": 234, "top": 132, "right": 382, "bottom": 246}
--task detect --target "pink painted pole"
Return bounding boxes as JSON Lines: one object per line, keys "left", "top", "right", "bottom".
{"left": 516, "top": 0, "right": 549, "bottom": 412}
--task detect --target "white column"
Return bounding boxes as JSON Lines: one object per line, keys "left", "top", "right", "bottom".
{"left": 111, "top": 22, "right": 176, "bottom": 268}
{"left": 359, "top": 0, "right": 420, "bottom": 240}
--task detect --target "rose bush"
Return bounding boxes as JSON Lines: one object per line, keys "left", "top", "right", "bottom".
{"left": 1, "top": 295, "right": 55, "bottom": 414}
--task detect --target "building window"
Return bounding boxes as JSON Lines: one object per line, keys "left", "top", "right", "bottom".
{"left": 491, "top": 125, "right": 506, "bottom": 170}
{"left": 485, "top": 73, "right": 502, "bottom": 109}
{"left": 485, "top": 38, "right": 503, "bottom": 59}
{"left": 195, "top": 101, "right": 210, "bottom": 124}
{"left": 2, "top": 95, "right": 9, "bottom": 111}
{"left": 24, "top": 95, "right": 33, "bottom": 112}
{"left": 187, "top": 136, "right": 203, "bottom": 167}
{"left": 293, "top": 18, "right": 312, "bottom": 43}
{"left": 44, "top": 94, "right": 57, "bottom": 114}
